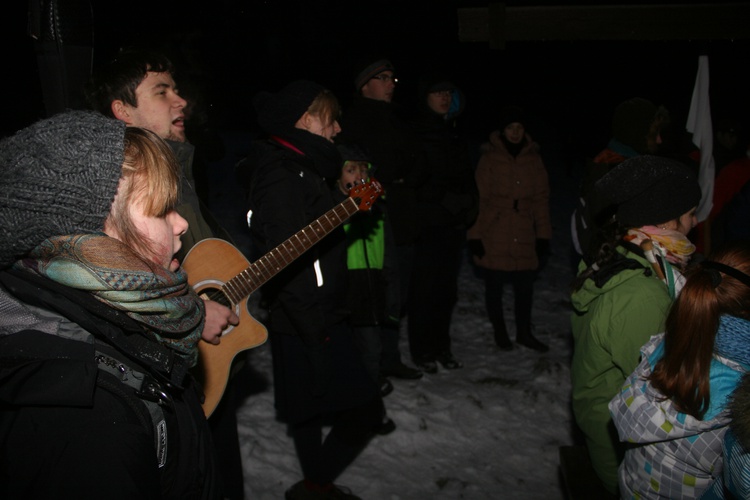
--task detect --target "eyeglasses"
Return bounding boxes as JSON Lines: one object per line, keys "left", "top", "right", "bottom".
{"left": 371, "top": 74, "right": 398, "bottom": 84}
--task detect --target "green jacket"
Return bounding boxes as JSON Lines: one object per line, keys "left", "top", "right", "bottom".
{"left": 570, "top": 249, "right": 672, "bottom": 494}
{"left": 342, "top": 205, "right": 400, "bottom": 327}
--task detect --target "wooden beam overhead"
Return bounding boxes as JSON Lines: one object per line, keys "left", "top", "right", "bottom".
{"left": 458, "top": 3, "right": 750, "bottom": 47}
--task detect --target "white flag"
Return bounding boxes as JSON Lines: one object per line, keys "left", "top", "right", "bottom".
{"left": 686, "top": 55, "right": 714, "bottom": 222}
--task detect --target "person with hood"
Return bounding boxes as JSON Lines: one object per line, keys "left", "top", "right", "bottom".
{"left": 406, "top": 76, "right": 478, "bottom": 372}
{"left": 238, "top": 80, "right": 383, "bottom": 500}
{"left": 570, "top": 155, "right": 702, "bottom": 495}
{"left": 610, "top": 241, "right": 750, "bottom": 499}
{"left": 572, "top": 97, "right": 668, "bottom": 261}
{"left": 0, "top": 111, "right": 226, "bottom": 498}
{"left": 467, "top": 106, "right": 550, "bottom": 352}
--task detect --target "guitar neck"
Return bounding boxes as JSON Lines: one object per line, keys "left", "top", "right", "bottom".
{"left": 223, "top": 196, "right": 359, "bottom": 302}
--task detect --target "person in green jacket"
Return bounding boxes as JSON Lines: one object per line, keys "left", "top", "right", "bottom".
{"left": 335, "top": 144, "right": 422, "bottom": 405}
{"left": 570, "top": 155, "right": 701, "bottom": 495}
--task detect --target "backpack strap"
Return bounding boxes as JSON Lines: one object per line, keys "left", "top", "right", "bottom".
{"left": 94, "top": 347, "right": 171, "bottom": 468}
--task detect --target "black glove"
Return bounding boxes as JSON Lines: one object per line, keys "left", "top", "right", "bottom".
{"left": 306, "top": 342, "right": 333, "bottom": 397}
{"left": 467, "top": 239, "right": 485, "bottom": 258}
{"left": 536, "top": 239, "right": 550, "bottom": 269}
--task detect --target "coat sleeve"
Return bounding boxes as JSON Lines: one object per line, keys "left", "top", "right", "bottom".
{"left": 467, "top": 153, "right": 493, "bottom": 240}
{"left": 531, "top": 156, "right": 552, "bottom": 240}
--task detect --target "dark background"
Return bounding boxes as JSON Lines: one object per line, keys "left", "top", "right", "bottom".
{"left": 4, "top": 1, "right": 750, "bottom": 162}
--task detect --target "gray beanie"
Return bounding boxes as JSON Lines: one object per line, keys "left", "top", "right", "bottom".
{"left": 0, "top": 110, "right": 125, "bottom": 268}
{"left": 354, "top": 59, "right": 395, "bottom": 90}
{"left": 595, "top": 155, "right": 701, "bottom": 227}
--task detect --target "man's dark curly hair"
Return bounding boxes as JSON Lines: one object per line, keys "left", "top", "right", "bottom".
{"left": 84, "top": 49, "right": 174, "bottom": 118}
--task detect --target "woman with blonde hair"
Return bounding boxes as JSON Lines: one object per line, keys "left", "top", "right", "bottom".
{"left": 240, "top": 81, "right": 383, "bottom": 500}
{"left": 0, "top": 111, "right": 224, "bottom": 498}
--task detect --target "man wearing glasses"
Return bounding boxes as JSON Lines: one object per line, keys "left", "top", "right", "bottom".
{"left": 337, "top": 57, "right": 424, "bottom": 385}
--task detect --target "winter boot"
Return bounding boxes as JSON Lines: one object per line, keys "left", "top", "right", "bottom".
{"left": 491, "top": 315, "right": 513, "bottom": 351}
{"left": 516, "top": 325, "right": 549, "bottom": 353}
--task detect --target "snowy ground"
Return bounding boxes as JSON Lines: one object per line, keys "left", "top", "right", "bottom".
{"left": 222, "top": 145, "right": 582, "bottom": 499}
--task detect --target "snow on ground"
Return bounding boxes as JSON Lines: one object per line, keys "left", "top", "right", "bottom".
{"left": 230, "top": 155, "right": 581, "bottom": 499}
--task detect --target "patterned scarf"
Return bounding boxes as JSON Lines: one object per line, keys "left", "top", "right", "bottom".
{"left": 13, "top": 233, "right": 204, "bottom": 366}
{"left": 624, "top": 226, "right": 696, "bottom": 269}
{"left": 624, "top": 226, "right": 696, "bottom": 298}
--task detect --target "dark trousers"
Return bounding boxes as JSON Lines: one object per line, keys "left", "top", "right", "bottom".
{"left": 484, "top": 269, "right": 535, "bottom": 336}
{"left": 290, "top": 395, "right": 382, "bottom": 485}
{"left": 407, "top": 225, "right": 464, "bottom": 361}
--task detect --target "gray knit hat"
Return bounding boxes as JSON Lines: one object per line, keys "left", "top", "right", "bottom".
{"left": 595, "top": 155, "right": 701, "bottom": 227}
{"left": 354, "top": 59, "right": 395, "bottom": 90}
{"left": 0, "top": 110, "right": 125, "bottom": 268}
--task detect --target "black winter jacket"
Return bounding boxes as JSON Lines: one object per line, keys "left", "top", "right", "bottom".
{"left": 0, "top": 269, "right": 219, "bottom": 499}
{"left": 244, "top": 136, "right": 349, "bottom": 346}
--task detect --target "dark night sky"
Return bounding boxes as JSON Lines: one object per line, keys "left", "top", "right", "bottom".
{"left": 4, "top": 1, "right": 750, "bottom": 160}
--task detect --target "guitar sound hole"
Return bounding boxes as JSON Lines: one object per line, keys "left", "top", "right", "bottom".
{"left": 201, "top": 286, "right": 232, "bottom": 309}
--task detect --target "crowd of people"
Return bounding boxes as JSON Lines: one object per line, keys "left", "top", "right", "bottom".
{"left": 1, "top": 45, "right": 749, "bottom": 500}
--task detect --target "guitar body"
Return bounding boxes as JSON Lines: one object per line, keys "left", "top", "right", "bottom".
{"left": 182, "top": 180, "right": 383, "bottom": 417}
{"left": 182, "top": 238, "right": 268, "bottom": 417}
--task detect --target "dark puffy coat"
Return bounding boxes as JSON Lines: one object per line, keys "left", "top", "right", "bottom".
{"left": 410, "top": 86, "right": 478, "bottom": 231}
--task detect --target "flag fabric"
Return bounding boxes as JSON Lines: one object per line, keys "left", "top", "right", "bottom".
{"left": 686, "top": 55, "right": 714, "bottom": 222}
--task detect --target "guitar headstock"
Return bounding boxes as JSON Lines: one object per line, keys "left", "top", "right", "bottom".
{"left": 348, "top": 178, "right": 383, "bottom": 212}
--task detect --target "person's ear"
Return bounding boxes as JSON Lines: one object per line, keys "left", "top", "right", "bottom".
{"left": 111, "top": 100, "right": 132, "bottom": 123}
{"left": 295, "top": 111, "right": 313, "bottom": 132}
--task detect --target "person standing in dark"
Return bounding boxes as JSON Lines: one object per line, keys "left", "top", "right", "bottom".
{"left": 406, "top": 76, "right": 478, "bottom": 372}
{"left": 0, "top": 111, "right": 221, "bottom": 498}
{"left": 467, "top": 106, "right": 551, "bottom": 352}
{"left": 240, "top": 80, "right": 383, "bottom": 500}
{"left": 571, "top": 97, "right": 666, "bottom": 262}
{"left": 85, "top": 49, "right": 244, "bottom": 499}
{"left": 337, "top": 57, "right": 423, "bottom": 381}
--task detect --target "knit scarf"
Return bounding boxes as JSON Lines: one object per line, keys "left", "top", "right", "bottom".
{"left": 13, "top": 233, "right": 204, "bottom": 366}
{"left": 714, "top": 315, "right": 750, "bottom": 369}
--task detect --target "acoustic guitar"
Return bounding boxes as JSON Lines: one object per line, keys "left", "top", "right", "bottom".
{"left": 183, "top": 180, "right": 383, "bottom": 417}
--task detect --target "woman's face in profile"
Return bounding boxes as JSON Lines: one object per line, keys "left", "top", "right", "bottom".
{"left": 662, "top": 206, "right": 698, "bottom": 236}
{"left": 675, "top": 207, "right": 698, "bottom": 236}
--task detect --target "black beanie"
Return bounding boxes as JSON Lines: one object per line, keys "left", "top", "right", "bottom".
{"left": 498, "top": 106, "right": 525, "bottom": 130}
{"left": 595, "top": 155, "right": 701, "bottom": 227}
{"left": 337, "top": 143, "right": 373, "bottom": 164}
{"left": 0, "top": 110, "right": 125, "bottom": 268}
{"left": 254, "top": 80, "right": 325, "bottom": 136}
{"left": 354, "top": 59, "right": 395, "bottom": 90}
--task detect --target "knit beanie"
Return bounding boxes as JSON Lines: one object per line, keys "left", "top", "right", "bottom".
{"left": 354, "top": 59, "right": 395, "bottom": 90}
{"left": 0, "top": 110, "right": 125, "bottom": 268}
{"left": 337, "top": 143, "right": 373, "bottom": 164}
{"left": 253, "top": 80, "right": 325, "bottom": 136}
{"left": 611, "top": 97, "right": 657, "bottom": 154}
{"left": 427, "top": 80, "right": 456, "bottom": 93}
{"left": 498, "top": 106, "right": 525, "bottom": 130}
{"left": 595, "top": 155, "right": 701, "bottom": 227}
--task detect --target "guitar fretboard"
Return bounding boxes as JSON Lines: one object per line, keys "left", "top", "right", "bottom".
{"left": 221, "top": 197, "right": 360, "bottom": 304}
